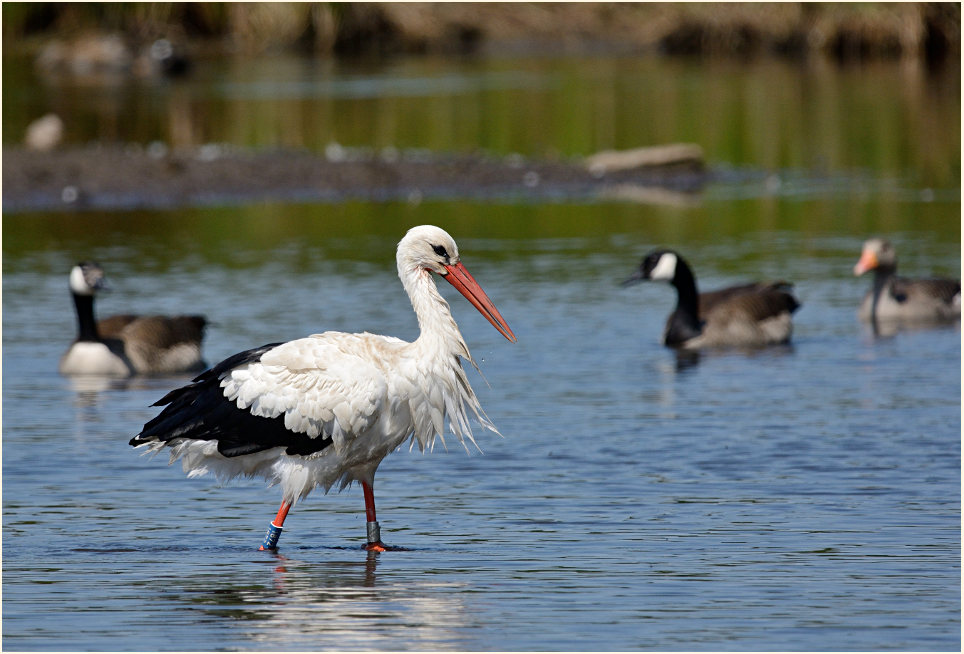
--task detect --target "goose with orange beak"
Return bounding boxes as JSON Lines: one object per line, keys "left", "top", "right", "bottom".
{"left": 854, "top": 237, "right": 960, "bottom": 325}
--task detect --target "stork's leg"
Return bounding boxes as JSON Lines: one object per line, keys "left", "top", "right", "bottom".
{"left": 259, "top": 499, "right": 292, "bottom": 551}
{"left": 361, "top": 480, "right": 387, "bottom": 551}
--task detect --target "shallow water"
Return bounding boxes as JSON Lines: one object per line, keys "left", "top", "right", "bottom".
{"left": 3, "top": 52, "right": 962, "bottom": 651}
{"left": 3, "top": 211, "right": 960, "bottom": 651}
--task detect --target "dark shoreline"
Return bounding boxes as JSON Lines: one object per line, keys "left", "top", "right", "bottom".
{"left": 2, "top": 144, "right": 711, "bottom": 213}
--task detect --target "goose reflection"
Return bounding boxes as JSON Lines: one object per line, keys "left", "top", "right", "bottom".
{"left": 65, "top": 373, "right": 196, "bottom": 411}
{"left": 864, "top": 315, "right": 961, "bottom": 340}
{"left": 66, "top": 374, "right": 133, "bottom": 401}
{"left": 667, "top": 342, "right": 796, "bottom": 372}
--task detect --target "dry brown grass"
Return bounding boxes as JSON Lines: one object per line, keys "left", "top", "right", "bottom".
{"left": 3, "top": 2, "right": 959, "bottom": 62}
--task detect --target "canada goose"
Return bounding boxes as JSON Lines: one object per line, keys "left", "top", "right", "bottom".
{"left": 59, "top": 262, "right": 208, "bottom": 376}
{"left": 623, "top": 249, "right": 801, "bottom": 349}
{"left": 854, "top": 238, "right": 961, "bottom": 325}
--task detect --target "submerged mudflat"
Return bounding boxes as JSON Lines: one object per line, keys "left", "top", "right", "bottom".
{"left": 3, "top": 144, "right": 707, "bottom": 212}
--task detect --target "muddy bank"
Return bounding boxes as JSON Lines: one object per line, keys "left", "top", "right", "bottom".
{"left": 2, "top": 144, "right": 710, "bottom": 213}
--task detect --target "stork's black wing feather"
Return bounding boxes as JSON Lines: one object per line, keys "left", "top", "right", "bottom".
{"left": 130, "top": 342, "right": 333, "bottom": 457}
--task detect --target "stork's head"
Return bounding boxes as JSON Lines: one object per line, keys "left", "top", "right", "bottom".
{"left": 398, "top": 225, "right": 516, "bottom": 343}
{"left": 854, "top": 238, "right": 897, "bottom": 276}
{"left": 69, "top": 261, "right": 110, "bottom": 296}
{"left": 398, "top": 225, "right": 462, "bottom": 276}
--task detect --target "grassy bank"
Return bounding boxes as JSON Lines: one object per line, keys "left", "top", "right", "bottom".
{"left": 3, "top": 2, "right": 960, "bottom": 63}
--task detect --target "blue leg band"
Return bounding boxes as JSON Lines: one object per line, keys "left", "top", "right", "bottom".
{"left": 261, "top": 523, "right": 283, "bottom": 550}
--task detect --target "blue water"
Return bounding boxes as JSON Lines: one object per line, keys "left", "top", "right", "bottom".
{"left": 3, "top": 48, "right": 961, "bottom": 651}
{"left": 2, "top": 216, "right": 960, "bottom": 650}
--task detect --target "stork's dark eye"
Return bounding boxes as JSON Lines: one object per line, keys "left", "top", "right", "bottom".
{"left": 432, "top": 244, "right": 449, "bottom": 258}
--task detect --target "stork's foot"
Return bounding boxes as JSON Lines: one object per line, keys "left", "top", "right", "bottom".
{"left": 363, "top": 541, "right": 388, "bottom": 552}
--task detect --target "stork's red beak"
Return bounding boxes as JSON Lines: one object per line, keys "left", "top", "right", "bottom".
{"left": 443, "top": 262, "right": 517, "bottom": 343}
{"left": 854, "top": 249, "right": 878, "bottom": 276}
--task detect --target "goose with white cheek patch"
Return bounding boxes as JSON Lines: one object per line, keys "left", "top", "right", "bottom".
{"left": 623, "top": 249, "right": 800, "bottom": 349}
{"left": 59, "top": 261, "right": 207, "bottom": 377}
{"left": 854, "top": 237, "right": 960, "bottom": 325}
{"left": 130, "top": 225, "right": 516, "bottom": 551}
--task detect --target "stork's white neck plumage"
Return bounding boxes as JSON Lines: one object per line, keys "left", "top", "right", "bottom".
{"left": 393, "top": 226, "right": 501, "bottom": 452}
{"left": 396, "top": 226, "right": 475, "bottom": 360}
{"left": 399, "top": 265, "right": 491, "bottom": 454}
{"left": 404, "top": 266, "right": 473, "bottom": 358}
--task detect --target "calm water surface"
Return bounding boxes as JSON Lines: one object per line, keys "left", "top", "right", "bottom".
{"left": 3, "top": 53, "right": 961, "bottom": 651}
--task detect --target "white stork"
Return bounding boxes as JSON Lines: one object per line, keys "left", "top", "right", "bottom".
{"left": 130, "top": 225, "right": 516, "bottom": 551}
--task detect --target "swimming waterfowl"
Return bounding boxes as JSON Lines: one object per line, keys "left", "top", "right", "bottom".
{"left": 59, "top": 261, "right": 207, "bottom": 376}
{"left": 623, "top": 249, "right": 800, "bottom": 349}
{"left": 854, "top": 238, "right": 960, "bottom": 325}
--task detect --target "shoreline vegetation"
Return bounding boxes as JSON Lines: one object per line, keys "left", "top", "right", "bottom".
{"left": 3, "top": 3, "right": 960, "bottom": 65}
{"left": 4, "top": 4, "right": 959, "bottom": 213}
